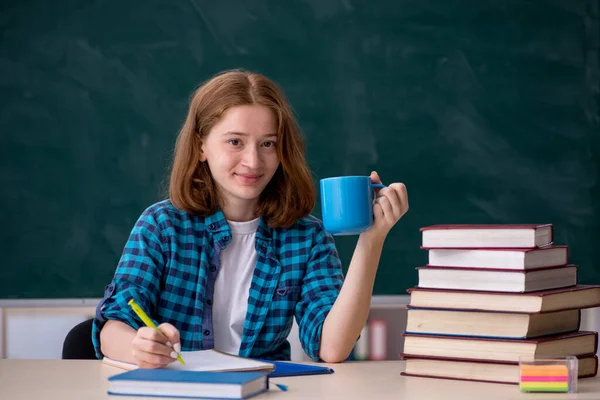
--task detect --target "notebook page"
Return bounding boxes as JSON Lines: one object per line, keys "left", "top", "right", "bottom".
{"left": 168, "top": 350, "right": 273, "bottom": 372}
{"left": 103, "top": 349, "right": 273, "bottom": 372}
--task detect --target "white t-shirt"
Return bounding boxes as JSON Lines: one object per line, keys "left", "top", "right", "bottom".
{"left": 212, "top": 218, "right": 259, "bottom": 355}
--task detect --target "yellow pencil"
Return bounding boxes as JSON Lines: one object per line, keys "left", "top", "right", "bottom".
{"left": 128, "top": 298, "right": 185, "bottom": 365}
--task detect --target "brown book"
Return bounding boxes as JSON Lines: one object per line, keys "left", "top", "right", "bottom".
{"left": 420, "top": 224, "right": 553, "bottom": 248}
{"left": 426, "top": 246, "right": 568, "bottom": 270}
{"left": 402, "top": 331, "right": 598, "bottom": 362}
{"left": 407, "top": 285, "right": 600, "bottom": 313}
{"left": 405, "top": 307, "right": 580, "bottom": 339}
{"left": 401, "top": 354, "right": 598, "bottom": 385}
{"left": 417, "top": 265, "right": 577, "bottom": 292}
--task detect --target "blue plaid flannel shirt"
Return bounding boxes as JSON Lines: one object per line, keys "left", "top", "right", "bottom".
{"left": 92, "top": 200, "right": 344, "bottom": 361}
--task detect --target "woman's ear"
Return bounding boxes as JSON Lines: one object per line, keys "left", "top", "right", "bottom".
{"left": 198, "top": 140, "right": 207, "bottom": 162}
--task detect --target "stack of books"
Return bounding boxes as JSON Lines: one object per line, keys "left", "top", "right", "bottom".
{"left": 401, "top": 224, "right": 600, "bottom": 384}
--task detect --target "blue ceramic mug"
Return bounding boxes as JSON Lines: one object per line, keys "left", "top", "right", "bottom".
{"left": 320, "top": 176, "right": 386, "bottom": 235}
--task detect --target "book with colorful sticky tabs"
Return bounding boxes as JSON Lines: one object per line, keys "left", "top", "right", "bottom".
{"left": 519, "top": 356, "right": 578, "bottom": 393}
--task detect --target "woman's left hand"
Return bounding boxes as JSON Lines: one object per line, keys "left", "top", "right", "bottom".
{"left": 363, "top": 171, "right": 409, "bottom": 242}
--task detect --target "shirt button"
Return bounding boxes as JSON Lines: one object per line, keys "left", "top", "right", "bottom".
{"left": 206, "top": 299, "right": 212, "bottom": 305}
{"left": 208, "top": 223, "right": 216, "bottom": 230}
{"left": 209, "top": 265, "right": 217, "bottom": 272}
{"left": 203, "top": 329, "right": 210, "bottom": 336}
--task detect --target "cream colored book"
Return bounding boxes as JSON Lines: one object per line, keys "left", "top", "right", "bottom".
{"left": 402, "top": 331, "right": 598, "bottom": 362}
{"left": 401, "top": 355, "right": 598, "bottom": 384}
{"left": 407, "top": 285, "right": 600, "bottom": 313}
{"left": 102, "top": 349, "right": 274, "bottom": 372}
{"left": 405, "top": 307, "right": 580, "bottom": 338}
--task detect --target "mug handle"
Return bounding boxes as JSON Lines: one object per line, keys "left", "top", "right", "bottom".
{"left": 371, "top": 183, "right": 386, "bottom": 189}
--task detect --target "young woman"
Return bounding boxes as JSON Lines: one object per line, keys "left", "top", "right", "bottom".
{"left": 93, "top": 69, "right": 408, "bottom": 368}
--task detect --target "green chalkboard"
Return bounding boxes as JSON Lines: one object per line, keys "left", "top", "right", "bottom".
{"left": 2, "top": 0, "right": 599, "bottom": 298}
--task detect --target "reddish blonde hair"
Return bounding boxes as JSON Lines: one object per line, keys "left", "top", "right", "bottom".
{"left": 169, "top": 69, "right": 316, "bottom": 228}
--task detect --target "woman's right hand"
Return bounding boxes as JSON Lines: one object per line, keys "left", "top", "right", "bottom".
{"left": 131, "top": 323, "right": 181, "bottom": 369}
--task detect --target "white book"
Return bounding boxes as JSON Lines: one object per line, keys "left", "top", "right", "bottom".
{"left": 427, "top": 246, "right": 568, "bottom": 270}
{"left": 417, "top": 265, "right": 577, "bottom": 293}
{"left": 420, "top": 224, "right": 553, "bottom": 248}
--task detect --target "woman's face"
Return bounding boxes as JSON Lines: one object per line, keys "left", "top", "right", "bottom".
{"left": 200, "top": 104, "right": 280, "bottom": 212}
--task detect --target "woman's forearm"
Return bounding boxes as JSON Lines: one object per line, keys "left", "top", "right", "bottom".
{"left": 319, "top": 233, "right": 384, "bottom": 362}
{"left": 99, "top": 320, "right": 137, "bottom": 363}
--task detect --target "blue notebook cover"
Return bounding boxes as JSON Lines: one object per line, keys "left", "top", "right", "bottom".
{"left": 108, "top": 369, "right": 270, "bottom": 399}
{"left": 109, "top": 369, "right": 269, "bottom": 384}
{"left": 253, "top": 360, "right": 335, "bottom": 377}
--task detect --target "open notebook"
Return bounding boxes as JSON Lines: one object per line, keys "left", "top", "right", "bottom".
{"left": 103, "top": 349, "right": 274, "bottom": 372}
{"left": 103, "top": 349, "right": 334, "bottom": 377}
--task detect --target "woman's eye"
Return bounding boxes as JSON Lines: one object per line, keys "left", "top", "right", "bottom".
{"left": 263, "top": 141, "right": 276, "bottom": 148}
{"left": 228, "top": 139, "right": 241, "bottom": 146}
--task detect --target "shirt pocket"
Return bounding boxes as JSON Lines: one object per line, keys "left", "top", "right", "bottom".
{"left": 271, "top": 285, "right": 302, "bottom": 320}
{"left": 274, "top": 285, "right": 301, "bottom": 300}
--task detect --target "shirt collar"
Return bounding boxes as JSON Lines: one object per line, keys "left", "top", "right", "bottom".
{"left": 204, "top": 209, "right": 230, "bottom": 234}
{"left": 204, "top": 209, "right": 272, "bottom": 244}
{"left": 256, "top": 217, "right": 272, "bottom": 243}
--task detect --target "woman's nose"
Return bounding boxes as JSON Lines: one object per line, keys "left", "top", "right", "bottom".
{"left": 241, "top": 146, "right": 260, "bottom": 168}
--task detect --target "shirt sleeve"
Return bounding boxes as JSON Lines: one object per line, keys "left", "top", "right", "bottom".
{"left": 294, "top": 222, "right": 344, "bottom": 361}
{"left": 91, "top": 209, "right": 167, "bottom": 359}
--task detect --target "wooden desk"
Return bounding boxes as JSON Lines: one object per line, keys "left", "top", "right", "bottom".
{"left": 1, "top": 359, "right": 599, "bottom": 399}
